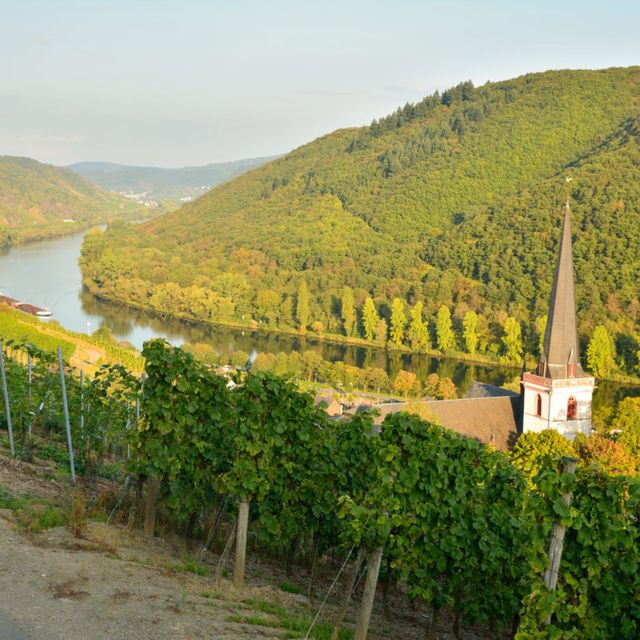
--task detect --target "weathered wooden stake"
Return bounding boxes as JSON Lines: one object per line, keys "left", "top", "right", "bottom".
{"left": 79, "top": 370, "right": 85, "bottom": 434}
{"left": 143, "top": 476, "right": 161, "bottom": 538}
{"left": 27, "top": 353, "right": 32, "bottom": 397}
{"left": 354, "top": 546, "right": 384, "bottom": 640}
{"left": 542, "top": 456, "right": 578, "bottom": 624}
{"left": 331, "top": 546, "right": 366, "bottom": 640}
{"left": 0, "top": 342, "right": 15, "bottom": 456}
{"left": 234, "top": 497, "right": 250, "bottom": 590}
{"left": 57, "top": 347, "right": 76, "bottom": 484}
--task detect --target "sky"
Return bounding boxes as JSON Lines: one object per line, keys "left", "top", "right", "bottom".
{"left": 1, "top": 0, "right": 639, "bottom": 168}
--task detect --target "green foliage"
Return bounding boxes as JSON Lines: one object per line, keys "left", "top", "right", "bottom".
{"left": 361, "top": 297, "right": 378, "bottom": 342}
{"left": 612, "top": 397, "right": 640, "bottom": 459}
{"left": 296, "top": 281, "right": 309, "bottom": 333}
{"left": 462, "top": 310, "right": 478, "bottom": 355}
{"left": 517, "top": 466, "right": 640, "bottom": 639}
{"left": 135, "top": 339, "right": 233, "bottom": 522}
{"left": 0, "top": 311, "right": 75, "bottom": 360}
{"left": 407, "top": 301, "right": 430, "bottom": 351}
{"left": 435, "top": 305, "right": 455, "bottom": 352}
{"left": 587, "top": 324, "right": 617, "bottom": 377}
{"left": 510, "top": 430, "right": 577, "bottom": 485}
{"left": 340, "top": 412, "right": 531, "bottom": 631}
{"left": 340, "top": 286, "right": 355, "bottom": 337}
{"left": 80, "top": 68, "right": 640, "bottom": 379}
{"left": 389, "top": 298, "right": 406, "bottom": 346}
{"left": 502, "top": 316, "right": 523, "bottom": 363}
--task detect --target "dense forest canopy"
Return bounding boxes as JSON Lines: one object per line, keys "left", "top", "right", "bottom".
{"left": 0, "top": 156, "right": 144, "bottom": 245}
{"left": 80, "top": 67, "right": 640, "bottom": 374}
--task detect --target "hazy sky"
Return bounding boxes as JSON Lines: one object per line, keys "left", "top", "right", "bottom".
{"left": 2, "top": 0, "right": 639, "bottom": 167}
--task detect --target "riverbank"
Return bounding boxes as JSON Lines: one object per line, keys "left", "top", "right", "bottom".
{"left": 84, "top": 287, "right": 640, "bottom": 389}
{"left": 85, "top": 287, "right": 526, "bottom": 370}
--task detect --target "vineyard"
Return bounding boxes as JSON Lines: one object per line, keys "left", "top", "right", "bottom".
{"left": 1, "top": 337, "right": 639, "bottom": 639}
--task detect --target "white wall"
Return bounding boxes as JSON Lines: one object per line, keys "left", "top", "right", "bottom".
{"left": 522, "top": 379, "right": 594, "bottom": 439}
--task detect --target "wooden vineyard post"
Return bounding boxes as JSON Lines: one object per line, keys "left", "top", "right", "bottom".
{"left": 57, "top": 347, "right": 76, "bottom": 484}
{"left": 542, "top": 456, "right": 578, "bottom": 625}
{"left": 143, "top": 476, "right": 161, "bottom": 538}
{"left": 233, "top": 497, "right": 249, "bottom": 591}
{"left": 354, "top": 546, "right": 384, "bottom": 640}
{"left": 0, "top": 342, "right": 15, "bottom": 456}
{"left": 331, "top": 546, "right": 366, "bottom": 640}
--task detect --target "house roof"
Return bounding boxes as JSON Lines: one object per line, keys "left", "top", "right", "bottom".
{"left": 464, "top": 381, "right": 519, "bottom": 399}
{"left": 363, "top": 396, "right": 522, "bottom": 451}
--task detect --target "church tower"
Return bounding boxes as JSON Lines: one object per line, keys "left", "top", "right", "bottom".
{"left": 521, "top": 200, "right": 594, "bottom": 438}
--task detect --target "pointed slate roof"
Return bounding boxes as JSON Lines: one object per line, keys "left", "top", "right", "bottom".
{"left": 540, "top": 200, "right": 587, "bottom": 379}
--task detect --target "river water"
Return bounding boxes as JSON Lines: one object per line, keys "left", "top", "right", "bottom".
{"left": 0, "top": 230, "right": 636, "bottom": 406}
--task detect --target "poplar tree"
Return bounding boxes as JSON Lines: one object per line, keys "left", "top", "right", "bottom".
{"left": 407, "top": 301, "right": 430, "bottom": 351}
{"left": 587, "top": 324, "right": 616, "bottom": 377}
{"left": 502, "top": 316, "right": 523, "bottom": 363}
{"left": 436, "top": 305, "right": 455, "bottom": 352}
{"left": 462, "top": 310, "right": 478, "bottom": 355}
{"left": 362, "top": 297, "right": 378, "bottom": 342}
{"left": 341, "top": 286, "right": 355, "bottom": 337}
{"left": 374, "top": 317, "right": 388, "bottom": 346}
{"left": 296, "top": 281, "right": 309, "bottom": 333}
{"left": 390, "top": 298, "right": 407, "bottom": 346}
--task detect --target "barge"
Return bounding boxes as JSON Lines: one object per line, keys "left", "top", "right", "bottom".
{"left": 0, "top": 294, "right": 52, "bottom": 317}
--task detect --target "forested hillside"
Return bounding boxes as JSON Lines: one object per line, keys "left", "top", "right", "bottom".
{"left": 80, "top": 67, "right": 640, "bottom": 376}
{"left": 0, "top": 156, "right": 145, "bottom": 246}
{"left": 70, "top": 156, "right": 279, "bottom": 202}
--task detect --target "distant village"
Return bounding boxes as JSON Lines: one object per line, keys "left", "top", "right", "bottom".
{"left": 118, "top": 183, "right": 211, "bottom": 206}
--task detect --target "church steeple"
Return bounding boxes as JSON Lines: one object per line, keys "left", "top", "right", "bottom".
{"left": 539, "top": 200, "right": 585, "bottom": 379}
{"left": 521, "top": 197, "right": 594, "bottom": 440}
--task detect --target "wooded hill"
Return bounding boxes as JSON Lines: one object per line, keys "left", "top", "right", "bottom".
{"left": 0, "top": 156, "right": 145, "bottom": 246}
{"left": 70, "top": 156, "right": 279, "bottom": 202}
{"left": 80, "top": 67, "right": 640, "bottom": 371}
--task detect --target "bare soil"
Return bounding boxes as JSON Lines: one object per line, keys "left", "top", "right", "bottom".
{"left": 0, "top": 452, "right": 496, "bottom": 640}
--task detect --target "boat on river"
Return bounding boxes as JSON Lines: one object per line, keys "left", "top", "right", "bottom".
{"left": 0, "top": 293, "right": 52, "bottom": 317}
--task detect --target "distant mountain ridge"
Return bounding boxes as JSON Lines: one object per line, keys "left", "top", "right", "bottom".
{"left": 80, "top": 67, "right": 640, "bottom": 374}
{"left": 0, "top": 156, "right": 145, "bottom": 246}
{"left": 70, "top": 156, "right": 280, "bottom": 202}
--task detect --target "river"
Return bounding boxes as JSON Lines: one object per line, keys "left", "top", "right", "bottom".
{"left": 0, "top": 230, "right": 636, "bottom": 407}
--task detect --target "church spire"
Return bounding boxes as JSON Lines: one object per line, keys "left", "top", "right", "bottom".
{"left": 540, "top": 199, "right": 584, "bottom": 379}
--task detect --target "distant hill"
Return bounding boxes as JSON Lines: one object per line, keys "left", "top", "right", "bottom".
{"left": 80, "top": 67, "right": 640, "bottom": 375}
{"left": 69, "top": 156, "right": 279, "bottom": 202}
{"left": 0, "top": 156, "right": 146, "bottom": 246}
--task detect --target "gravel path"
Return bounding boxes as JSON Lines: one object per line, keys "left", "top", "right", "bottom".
{"left": 0, "top": 612, "right": 32, "bottom": 640}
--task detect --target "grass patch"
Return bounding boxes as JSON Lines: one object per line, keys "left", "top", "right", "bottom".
{"left": 0, "top": 485, "right": 65, "bottom": 532}
{"left": 279, "top": 580, "right": 303, "bottom": 594}
{"left": 245, "top": 598, "right": 287, "bottom": 617}
{"left": 0, "top": 485, "right": 31, "bottom": 511}
{"left": 226, "top": 595, "right": 353, "bottom": 640}
{"left": 26, "top": 506, "right": 66, "bottom": 532}
{"left": 172, "top": 557, "right": 209, "bottom": 576}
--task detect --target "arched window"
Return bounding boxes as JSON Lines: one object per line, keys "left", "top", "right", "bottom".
{"left": 535, "top": 394, "right": 542, "bottom": 417}
{"left": 567, "top": 396, "right": 578, "bottom": 420}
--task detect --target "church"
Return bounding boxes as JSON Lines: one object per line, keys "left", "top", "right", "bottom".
{"left": 366, "top": 200, "right": 595, "bottom": 450}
